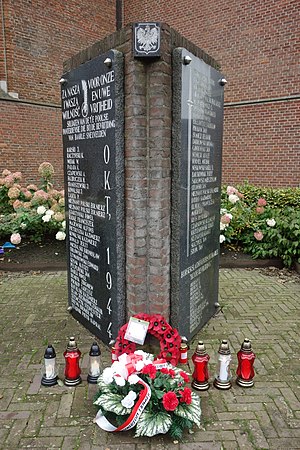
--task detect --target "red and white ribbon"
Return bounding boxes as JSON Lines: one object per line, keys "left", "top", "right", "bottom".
{"left": 94, "top": 377, "right": 151, "bottom": 432}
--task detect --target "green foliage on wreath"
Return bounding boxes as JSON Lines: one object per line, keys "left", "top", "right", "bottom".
{"left": 135, "top": 409, "right": 172, "bottom": 437}
{"left": 169, "top": 415, "right": 194, "bottom": 440}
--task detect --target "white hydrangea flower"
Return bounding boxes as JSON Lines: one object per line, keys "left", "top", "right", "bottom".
{"left": 220, "top": 234, "right": 226, "bottom": 244}
{"left": 220, "top": 208, "right": 227, "bottom": 215}
{"left": 266, "top": 218, "right": 276, "bottom": 227}
{"left": 42, "top": 214, "right": 51, "bottom": 222}
{"left": 62, "top": 220, "right": 66, "bottom": 230}
{"left": 121, "top": 391, "right": 137, "bottom": 408}
{"left": 228, "top": 194, "right": 239, "bottom": 204}
{"left": 37, "top": 205, "right": 46, "bottom": 215}
{"left": 45, "top": 209, "right": 54, "bottom": 216}
{"left": 220, "top": 222, "right": 227, "bottom": 231}
{"left": 56, "top": 231, "right": 66, "bottom": 241}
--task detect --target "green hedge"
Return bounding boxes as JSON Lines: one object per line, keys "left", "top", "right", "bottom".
{"left": 220, "top": 183, "right": 300, "bottom": 267}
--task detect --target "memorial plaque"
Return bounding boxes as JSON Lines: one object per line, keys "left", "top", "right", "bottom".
{"left": 61, "top": 50, "right": 125, "bottom": 345}
{"left": 171, "top": 48, "right": 224, "bottom": 339}
{"left": 133, "top": 22, "right": 161, "bottom": 58}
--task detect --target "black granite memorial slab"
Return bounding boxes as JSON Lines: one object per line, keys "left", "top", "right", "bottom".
{"left": 171, "top": 48, "right": 224, "bottom": 339}
{"left": 61, "top": 50, "right": 125, "bottom": 345}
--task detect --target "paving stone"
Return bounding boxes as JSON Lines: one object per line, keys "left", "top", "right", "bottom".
{"left": 255, "top": 410, "right": 278, "bottom": 438}
{"left": 267, "top": 437, "right": 300, "bottom": 449}
{"left": 4, "top": 418, "right": 29, "bottom": 448}
{"left": 18, "top": 436, "right": 64, "bottom": 448}
{"left": 180, "top": 443, "right": 221, "bottom": 449}
{"left": 221, "top": 441, "right": 239, "bottom": 450}
{"left": 57, "top": 391, "right": 74, "bottom": 418}
{"left": 0, "top": 269, "right": 299, "bottom": 449}
{"left": 27, "top": 373, "right": 42, "bottom": 395}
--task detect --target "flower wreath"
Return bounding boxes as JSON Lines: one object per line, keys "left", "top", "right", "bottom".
{"left": 115, "top": 314, "right": 181, "bottom": 366}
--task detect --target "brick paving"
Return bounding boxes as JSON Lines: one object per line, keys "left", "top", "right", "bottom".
{"left": 0, "top": 268, "right": 299, "bottom": 449}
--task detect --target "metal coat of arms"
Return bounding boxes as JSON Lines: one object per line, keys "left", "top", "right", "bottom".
{"left": 134, "top": 22, "right": 161, "bottom": 57}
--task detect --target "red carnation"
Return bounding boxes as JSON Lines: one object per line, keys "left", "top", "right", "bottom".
{"left": 168, "top": 369, "right": 176, "bottom": 378}
{"left": 160, "top": 368, "right": 169, "bottom": 375}
{"left": 162, "top": 391, "right": 179, "bottom": 411}
{"left": 179, "top": 387, "right": 192, "bottom": 405}
{"left": 179, "top": 371, "right": 190, "bottom": 383}
{"left": 142, "top": 364, "right": 157, "bottom": 379}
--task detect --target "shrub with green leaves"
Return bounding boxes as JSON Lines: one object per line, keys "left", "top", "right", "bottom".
{"left": 0, "top": 164, "right": 66, "bottom": 244}
{"left": 220, "top": 184, "right": 300, "bottom": 267}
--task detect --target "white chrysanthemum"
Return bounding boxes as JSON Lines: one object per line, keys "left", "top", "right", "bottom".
{"left": 37, "top": 205, "right": 46, "bottom": 215}
{"left": 135, "top": 360, "right": 145, "bottom": 372}
{"left": 111, "top": 361, "right": 128, "bottom": 379}
{"left": 121, "top": 391, "right": 137, "bottom": 408}
{"left": 128, "top": 374, "right": 139, "bottom": 385}
{"left": 102, "top": 367, "right": 114, "bottom": 384}
{"left": 266, "top": 218, "right": 276, "bottom": 227}
{"left": 113, "top": 375, "right": 126, "bottom": 386}
{"left": 56, "top": 231, "right": 66, "bottom": 241}
{"left": 134, "top": 350, "right": 154, "bottom": 361}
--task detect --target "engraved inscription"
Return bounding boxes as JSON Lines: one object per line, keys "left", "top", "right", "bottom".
{"left": 61, "top": 51, "right": 124, "bottom": 345}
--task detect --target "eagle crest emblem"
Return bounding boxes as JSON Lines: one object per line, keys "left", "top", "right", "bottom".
{"left": 134, "top": 23, "right": 160, "bottom": 57}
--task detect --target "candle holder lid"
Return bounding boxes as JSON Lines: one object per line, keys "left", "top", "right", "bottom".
{"left": 196, "top": 341, "right": 207, "bottom": 356}
{"left": 67, "top": 337, "right": 78, "bottom": 351}
{"left": 89, "top": 342, "right": 101, "bottom": 356}
{"left": 218, "top": 340, "right": 231, "bottom": 355}
{"left": 44, "top": 345, "right": 56, "bottom": 359}
{"left": 241, "top": 338, "right": 252, "bottom": 352}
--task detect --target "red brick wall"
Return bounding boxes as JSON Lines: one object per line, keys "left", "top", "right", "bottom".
{"left": 2, "top": 0, "right": 116, "bottom": 103}
{"left": 0, "top": 0, "right": 116, "bottom": 187}
{"left": 124, "top": 0, "right": 300, "bottom": 187}
{"left": 124, "top": 26, "right": 172, "bottom": 318}
{"left": 223, "top": 100, "right": 300, "bottom": 186}
{"left": 0, "top": 101, "right": 63, "bottom": 187}
{"left": 0, "top": 3, "right": 6, "bottom": 81}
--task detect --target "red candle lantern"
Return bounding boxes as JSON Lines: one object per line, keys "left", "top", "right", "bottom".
{"left": 236, "top": 338, "right": 256, "bottom": 387}
{"left": 179, "top": 337, "right": 189, "bottom": 364}
{"left": 110, "top": 340, "right": 118, "bottom": 363}
{"left": 191, "top": 341, "right": 210, "bottom": 391}
{"left": 63, "top": 337, "right": 82, "bottom": 386}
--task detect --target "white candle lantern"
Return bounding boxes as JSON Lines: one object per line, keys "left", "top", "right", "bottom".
{"left": 87, "top": 342, "right": 102, "bottom": 384}
{"left": 213, "top": 340, "right": 232, "bottom": 390}
{"left": 41, "top": 345, "right": 58, "bottom": 387}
